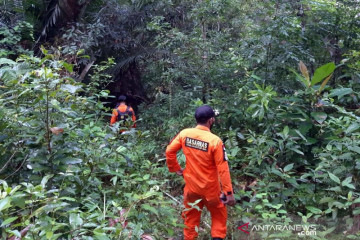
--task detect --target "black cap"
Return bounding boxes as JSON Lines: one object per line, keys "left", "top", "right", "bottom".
{"left": 118, "top": 95, "right": 126, "bottom": 101}
{"left": 195, "top": 105, "right": 215, "bottom": 124}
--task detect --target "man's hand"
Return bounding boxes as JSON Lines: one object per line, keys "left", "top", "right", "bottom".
{"left": 176, "top": 168, "right": 184, "bottom": 176}
{"left": 220, "top": 193, "right": 236, "bottom": 206}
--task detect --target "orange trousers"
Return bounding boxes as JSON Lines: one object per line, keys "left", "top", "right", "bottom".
{"left": 182, "top": 186, "right": 227, "bottom": 239}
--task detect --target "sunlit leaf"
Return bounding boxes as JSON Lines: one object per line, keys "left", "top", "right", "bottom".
{"left": 0, "top": 197, "right": 11, "bottom": 212}
{"left": 311, "top": 62, "right": 335, "bottom": 86}
{"left": 41, "top": 175, "right": 54, "bottom": 188}
{"left": 61, "top": 84, "right": 82, "bottom": 94}
{"left": 62, "top": 62, "right": 73, "bottom": 73}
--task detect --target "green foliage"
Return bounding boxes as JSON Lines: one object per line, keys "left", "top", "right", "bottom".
{"left": 1, "top": 0, "right": 360, "bottom": 239}
{"left": 0, "top": 21, "right": 33, "bottom": 58}
{"left": 0, "top": 52, "right": 180, "bottom": 239}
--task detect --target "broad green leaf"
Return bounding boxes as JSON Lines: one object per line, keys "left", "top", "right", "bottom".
{"left": 9, "top": 230, "right": 21, "bottom": 238}
{"left": 318, "top": 226, "right": 336, "bottom": 237}
{"left": 94, "top": 236, "right": 111, "bottom": 240}
{"left": 311, "top": 62, "right": 335, "bottom": 86}
{"left": 141, "top": 204, "right": 158, "bottom": 216}
{"left": 347, "top": 235, "right": 360, "bottom": 239}
{"left": 62, "top": 62, "right": 73, "bottom": 73}
{"left": 40, "top": 46, "right": 48, "bottom": 54}
{"left": 61, "top": 84, "right": 81, "bottom": 94}
{"left": 311, "top": 112, "right": 327, "bottom": 124}
{"left": 64, "top": 158, "right": 82, "bottom": 164}
{"left": 345, "top": 123, "right": 359, "bottom": 134}
{"left": 12, "top": 197, "right": 25, "bottom": 209}
{"left": 353, "top": 208, "right": 360, "bottom": 215}
{"left": 277, "top": 209, "right": 287, "bottom": 214}
{"left": 0, "top": 197, "right": 11, "bottom": 212}
{"left": 59, "top": 197, "right": 77, "bottom": 202}
{"left": 327, "top": 186, "right": 341, "bottom": 192}
{"left": 328, "top": 88, "right": 353, "bottom": 99}
{"left": 9, "top": 185, "right": 21, "bottom": 195}
{"left": 290, "top": 147, "right": 304, "bottom": 155}
{"left": 354, "top": 198, "right": 360, "bottom": 204}
{"left": 41, "top": 175, "right": 54, "bottom": 188}
{"left": 116, "top": 146, "right": 126, "bottom": 153}
{"left": 306, "top": 206, "right": 322, "bottom": 214}
{"left": 286, "top": 178, "right": 299, "bottom": 187}
{"left": 284, "top": 163, "right": 294, "bottom": 172}
{"left": 0, "top": 216, "right": 18, "bottom": 227}
{"left": 341, "top": 177, "right": 352, "bottom": 187}
{"left": 348, "top": 146, "right": 360, "bottom": 154}
{"left": 76, "top": 49, "right": 84, "bottom": 55}
{"left": 271, "top": 204, "right": 283, "bottom": 210}
{"left": 295, "top": 130, "right": 307, "bottom": 142}
{"left": 290, "top": 68, "right": 309, "bottom": 87}
{"left": 283, "top": 126, "right": 289, "bottom": 136}
{"left": 83, "top": 223, "right": 98, "bottom": 227}
{"left": 69, "top": 213, "right": 83, "bottom": 228}
{"left": 271, "top": 168, "right": 283, "bottom": 177}
{"left": 46, "top": 231, "right": 53, "bottom": 239}
{"left": 250, "top": 74, "right": 262, "bottom": 80}
{"left": 237, "top": 132, "right": 245, "bottom": 140}
{"left": 319, "top": 197, "right": 334, "bottom": 204}
{"left": 0, "top": 58, "right": 16, "bottom": 65}
{"left": 52, "top": 233, "right": 62, "bottom": 240}
{"left": 344, "top": 183, "right": 356, "bottom": 190}
{"left": 328, "top": 172, "right": 340, "bottom": 184}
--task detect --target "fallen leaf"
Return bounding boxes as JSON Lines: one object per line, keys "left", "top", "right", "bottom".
{"left": 50, "top": 127, "right": 64, "bottom": 135}
{"left": 141, "top": 234, "right": 154, "bottom": 240}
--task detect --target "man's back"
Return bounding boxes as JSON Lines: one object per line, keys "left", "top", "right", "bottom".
{"left": 165, "top": 105, "right": 235, "bottom": 240}
{"left": 180, "top": 126, "right": 222, "bottom": 193}
{"left": 166, "top": 125, "right": 232, "bottom": 200}
{"left": 110, "top": 104, "right": 136, "bottom": 126}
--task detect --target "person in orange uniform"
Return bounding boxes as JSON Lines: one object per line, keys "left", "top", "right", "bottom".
{"left": 166, "top": 105, "right": 235, "bottom": 240}
{"left": 110, "top": 95, "right": 136, "bottom": 128}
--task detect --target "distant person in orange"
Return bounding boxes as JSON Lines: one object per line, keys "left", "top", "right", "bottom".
{"left": 110, "top": 95, "right": 136, "bottom": 129}
{"left": 166, "top": 105, "right": 235, "bottom": 240}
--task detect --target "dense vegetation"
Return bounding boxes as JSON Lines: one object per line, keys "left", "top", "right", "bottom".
{"left": 1, "top": 0, "right": 360, "bottom": 239}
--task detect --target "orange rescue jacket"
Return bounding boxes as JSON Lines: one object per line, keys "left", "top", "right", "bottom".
{"left": 110, "top": 104, "right": 136, "bottom": 127}
{"left": 166, "top": 125, "right": 233, "bottom": 198}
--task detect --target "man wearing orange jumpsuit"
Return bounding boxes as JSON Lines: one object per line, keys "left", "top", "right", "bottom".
{"left": 110, "top": 95, "right": 136, "bottom": 128}
{"left": 166, "top": 105, "right": 235, "bottom": 240}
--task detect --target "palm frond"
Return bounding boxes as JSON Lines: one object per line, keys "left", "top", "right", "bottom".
{"left": 35, "top": 0, "right": 87, "bottom": 46}
{"left": 36, "top": 1, "right": 62, "bottom": 43}
{"left": 109, "top": 48, "right": 157, "bottom": 76}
